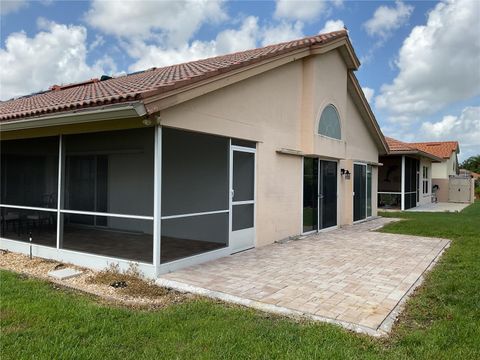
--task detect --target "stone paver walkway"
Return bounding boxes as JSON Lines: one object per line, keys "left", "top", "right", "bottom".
{"left": 157, "top": 218, "right": 450, "bottom": 336}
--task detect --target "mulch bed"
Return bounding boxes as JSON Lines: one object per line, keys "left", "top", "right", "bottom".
{"left": 0, "top": 250, "right": 191, "bottom": 309}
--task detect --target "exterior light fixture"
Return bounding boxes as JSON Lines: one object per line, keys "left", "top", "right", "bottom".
{"left": 341, "top": 168, "right": 351, "bottom": 180}
{"left": 142, "top": 118, "right": 152, "bottom": 126}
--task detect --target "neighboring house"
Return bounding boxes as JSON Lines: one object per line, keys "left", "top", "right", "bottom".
{"left": 410, "top": 141, "right": 459, "bottom": 179}
{"left": 0, "top": 30, "right": 387, "bottom": 277}
{"left": 410, "top": 141, "right": 460, "bottom": 202}
{"left": 378, "top": 137, "right": 443, "bottom": 210}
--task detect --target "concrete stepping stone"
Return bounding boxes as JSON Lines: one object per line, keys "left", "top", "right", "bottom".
{"left": 48, "top": 268, "right": 83, "bottom": 280}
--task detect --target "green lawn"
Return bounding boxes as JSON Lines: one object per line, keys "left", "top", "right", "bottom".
{"left": 1, "top": 203, "right": 479, "bottom": 359}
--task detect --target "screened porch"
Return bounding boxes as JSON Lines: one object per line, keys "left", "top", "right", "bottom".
{"left": 1, "top": 126, "right": 256, "bottom": 272}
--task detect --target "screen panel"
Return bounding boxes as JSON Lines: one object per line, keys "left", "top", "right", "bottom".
{"left": 61, "top": 213, "right": 153, "bottom": 263}
{"left": 161, "top": 213, "right": 228, "bottom": 263}
{"left": 1, "top": 136, "right": 59, "bottom": 208}
{"left": 0, "top": 207, "right": 57, "bottom": 247}
{"left": 162, "top": 128, "right": 229, "bottom": 216}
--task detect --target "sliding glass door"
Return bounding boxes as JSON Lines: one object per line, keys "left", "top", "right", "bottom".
{"left": 303, "top": 158, "right": 337, "bottom": 233}
{"left": 354, "top": 163, "right": 373, "bottom": 222}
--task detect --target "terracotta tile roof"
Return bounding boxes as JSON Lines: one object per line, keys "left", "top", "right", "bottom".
{"left": 0, "top": 30, "right": 348, "bottom": 122}
{"left": 385, "top": 136, "right": 457, "bottom": 162}
{"left": 385, "top": 137, "right": 417, "bottom": 152}
{"left": 409, "top": 141, "right": 459, "bottom": 159}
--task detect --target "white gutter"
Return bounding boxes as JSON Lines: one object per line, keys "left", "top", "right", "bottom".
{"left": 0, "top": 102, "right": 147, "bottom": 132}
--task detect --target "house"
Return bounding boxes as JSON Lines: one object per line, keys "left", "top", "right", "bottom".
{"left": 378, "top": 137, "right": 443, "bottom": 210}
{"left": 409, "top": 141, "right": 459, "bottom": 202}
{"left": 0, "top": 30, "right": 387, "bottom": 277}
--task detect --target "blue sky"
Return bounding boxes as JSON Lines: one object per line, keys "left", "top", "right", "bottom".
{"left": 1, "top": 0, "right": 479, "bottom": 160}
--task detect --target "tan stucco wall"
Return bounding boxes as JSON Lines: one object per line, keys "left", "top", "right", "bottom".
{"left": 160, "top": 51, "right": 381, "bottom": 246}
{"left": 432, "top": 153, "right": 457, "bottom": 179}
{"left": 432, "top": 178, "right": 449, "bottom": 202}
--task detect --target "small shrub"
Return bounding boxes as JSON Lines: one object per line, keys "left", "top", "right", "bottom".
{"left": 87, "top": 263, "right": 169, "bottom": 298}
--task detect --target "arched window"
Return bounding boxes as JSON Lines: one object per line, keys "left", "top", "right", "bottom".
{"left": 318, "top": 104, "right": 341, "bottom": 140}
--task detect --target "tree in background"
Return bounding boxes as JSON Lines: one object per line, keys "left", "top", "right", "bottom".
{"left": 460, "top": 155, "right": 480, "bottom": 174}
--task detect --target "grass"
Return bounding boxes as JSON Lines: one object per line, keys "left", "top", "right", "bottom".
{"left": 1, "top": 202, "right": 479, "bottom": 359}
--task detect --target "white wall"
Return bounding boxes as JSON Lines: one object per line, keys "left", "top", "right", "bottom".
{"left": 432, "top": 153, "right": 457, "bottom": 179}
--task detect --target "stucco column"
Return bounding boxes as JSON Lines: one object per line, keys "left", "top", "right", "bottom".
{"left": 339, "top": 159, "right": 353, "bottom": 225}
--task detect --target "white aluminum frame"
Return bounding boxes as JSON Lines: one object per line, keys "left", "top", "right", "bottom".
{"left": 229, "top": 144, "right": 257, "bottom": 253}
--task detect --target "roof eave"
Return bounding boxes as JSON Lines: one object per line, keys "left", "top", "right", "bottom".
{"left": 0, "top": 102, "right": 147, "bottom": 132}
{"left": 346, "top": 72, "right": 388, "bottom": 154}
{"left": 387, "top": 150, "right": 443, "bottom": 162}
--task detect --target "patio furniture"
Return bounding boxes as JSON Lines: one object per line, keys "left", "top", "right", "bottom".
{"left": 1, "top": 212, "right": 21, "bottom": 236}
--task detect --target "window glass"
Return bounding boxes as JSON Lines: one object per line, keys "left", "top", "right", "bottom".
{"left": 422, "top": 166, "right": 429, "bottom": 194}
{"left": 318, "top": 105, "right": 341, "bottom": 140}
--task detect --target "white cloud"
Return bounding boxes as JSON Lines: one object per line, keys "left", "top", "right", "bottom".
{"left": 420, "top": 106, "right": 480, "bottom": 160}
{"left": 362, "top": 87, "right": 375, "bottom": 103}
{"left": 85, "top": 0, "right": 227, "bottom": 45}
{"left": 261, "top": 21, "right": 304, "bottom": 46}
{"left": 375, "top": 0, "right": 480, "bottom": 120}
{"left": 274, "top": 0, "right": 331, "bottom": 21}
{"left": 0, "top": 20, "right": 116, "bottom": 100}
{"left": 363, "top": 1, "right": 413, "bottom": 38}
{"left": 319, "top": 19, "right": 344, "bottom": 34}
{"left": 128, "top": 16, "right": 307, "bottom": 72}
{"left": 128, "top": 16, "right": 260, "bottom": 72}
{"left": 0, "top": 0, "right": 27, "bottom": 15}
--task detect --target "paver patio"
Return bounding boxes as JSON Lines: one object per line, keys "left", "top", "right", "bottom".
{"left": 157, "top": 218, "right": 450, "bottom": 336}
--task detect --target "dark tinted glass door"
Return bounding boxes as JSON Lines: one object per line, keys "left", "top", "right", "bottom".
{"left": 354, "top": 164, "right": 366, "bottom": 221}
{"left": 303, "top": 158, "right": 318, "bottom": 232}
{"left": 319, "top": 160, "right": 337, "bottom": 229}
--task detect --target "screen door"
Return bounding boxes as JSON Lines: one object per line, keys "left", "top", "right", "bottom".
{"left": 230, "top": 146, "right": 256, "bottom": 253}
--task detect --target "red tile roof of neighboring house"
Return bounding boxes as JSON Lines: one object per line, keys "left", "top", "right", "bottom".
{"left": 385, "top": 136, "right": 446, "bottom": 162}
{"left": 409, "top": 141, "right": 459, "bottom": 159}
{"left": 385, "top": 137, "right": 417, "bottom": 152}
{"left": 0, "top": 30, "right": 348, "bottom": 122}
